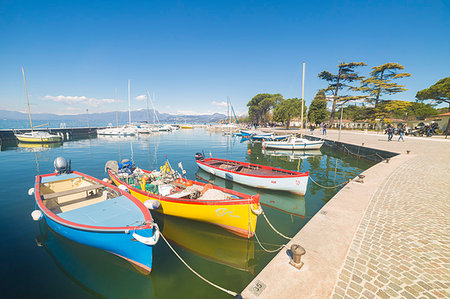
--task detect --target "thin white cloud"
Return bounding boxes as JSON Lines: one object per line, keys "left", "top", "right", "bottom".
{"left": 212, "top": 101, "right": 227, "bottom": 107}
{"left": 43, "top": 95, "right": 114, "bottom": 107}
{"left": 136, "top": 94, "right": 147, "bottom": 101}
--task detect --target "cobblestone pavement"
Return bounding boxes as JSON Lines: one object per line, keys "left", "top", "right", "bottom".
{"left": 330, "top": 140, "right": 450, "bottom": 298}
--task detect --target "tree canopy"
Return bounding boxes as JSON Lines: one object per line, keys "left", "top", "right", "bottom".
{"left": 308, "top": 90, "right": 328, "bottom": 124}
{"left": 416, "top": 77, "right": 450, "bottom": 110}
{"left": 356, "top": 63, "right": 411, "bottom": 107}
{"left": 247, "top": 93, "right": 282, "bottom": 125}
{"left": 273, "top": 98, "right": 306, "bottom": 129}
{"left": 318, "top": 61, "right": 366, "bottom": 125}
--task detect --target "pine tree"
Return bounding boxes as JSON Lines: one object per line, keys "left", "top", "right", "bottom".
{"left": 357, "top": 63, "right": 411, "bottom": 107}
{"left": 318, "top": 62, "right": 366, "bottom": 125}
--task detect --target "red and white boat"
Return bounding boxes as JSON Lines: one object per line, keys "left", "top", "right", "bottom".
{"left": 195, "top": 154, "right": 309, "bottom": 195}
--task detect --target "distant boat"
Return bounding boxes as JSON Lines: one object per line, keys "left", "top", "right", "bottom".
{"left": 195, "top": 155, "right": 310, "bottom": 195}
{"left": 30, "top": 157, "right": 159, "bottom": 274}
{"left": 180, "top": 125, "right": 193, "bottom": 129}
{"left": 15, "top": 131, "right": 62, "bottom": 143}
{"left": 15, "top": 67, "right": 62, "bottom": 144}
{"left": 262, "top": 136, "right": 324, "bottom": 150}
{"left": 251, "top": 134, "right": 291, "bottom": 141}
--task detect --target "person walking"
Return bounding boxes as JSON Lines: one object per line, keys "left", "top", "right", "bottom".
{"left": 323, "top": 124, "right": 327, "bottom": 135}
{"left": 387, "top": 124, "right": 394, "bottom": 141}
{"left": 398, "top": 125, "right": 405, "bottom": 142}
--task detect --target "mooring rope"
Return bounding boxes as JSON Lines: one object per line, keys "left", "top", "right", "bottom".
{"left": 309, "top": 176, "right": 350, "bottom": 189}
{"left": 159, "top": 231, "right": 238, "bottom": 297}
{"left": 260, "top": 208, "right": 293, "bottom": 240}
{"left": 253, "top": 230, "right": 286, "bottom": 253}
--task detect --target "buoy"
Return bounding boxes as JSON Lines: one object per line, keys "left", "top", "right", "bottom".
{"left": 28, "top": 188, "right": 34, "bottom": 196}
{"left": 144, "top": 199, "right": 161, "bottom": 210}
{"left": 31, "top": 210, "right": 43, "bottom": 221}
{"left": 247, "top": 149, "right": 251, "bottom": 154}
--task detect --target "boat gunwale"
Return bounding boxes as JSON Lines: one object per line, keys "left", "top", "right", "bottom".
{"left": 198, "top": 157, "right": 309, "bottom": 178}
{"left": 35, "top": 171, "right": 154, "bottom": 232}
{"left": 108, "top": 170, "right": 260, "bottom": 206}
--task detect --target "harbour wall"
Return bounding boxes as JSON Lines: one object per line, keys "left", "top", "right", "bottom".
{"left": 0, "top": 127, "right": 101, "bottom": 143}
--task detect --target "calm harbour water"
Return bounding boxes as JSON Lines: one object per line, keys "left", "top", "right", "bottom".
{"left": 0, "top": 129, "right": 375, "bottom": 298}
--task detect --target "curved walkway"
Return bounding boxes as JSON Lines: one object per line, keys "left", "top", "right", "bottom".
{"left": 242, "top": 129, "right": 450, "bottom": 298}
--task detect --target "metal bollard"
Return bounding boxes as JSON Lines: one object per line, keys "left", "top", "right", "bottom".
{"left": 355, "top": 174, "right": 365, "bottom": 183}
{"left": 406, "top": 150, "right": 410, "bottom": 154}
{"left": 289, "top": 244, "right": 306, "bottom": 269}
{"left": 385, "top": 158, "right": 390, "bottom": 163}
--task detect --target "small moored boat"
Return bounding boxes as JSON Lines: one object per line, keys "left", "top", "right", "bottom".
{"left": 262, "top": 136, "right": 324, "bottom": 150}
{"left": 106, "top": 160, "right": 260, "bottom": 238}
{"left": 195, "top": 154, "right": 309, "bottom": 195}
{"left": 15, "top": 130, "right": 62, "bottom": 143}
{"left": 30, "top": 157, "right": 159, "bottom": 274}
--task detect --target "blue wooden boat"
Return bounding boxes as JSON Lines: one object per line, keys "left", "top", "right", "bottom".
{"left": 30, "top": 158, "right": 159, "bottom": 274}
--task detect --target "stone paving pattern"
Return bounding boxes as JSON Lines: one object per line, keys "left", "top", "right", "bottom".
{"left": 321, "top": 131, "right": 450, "bottom": 299}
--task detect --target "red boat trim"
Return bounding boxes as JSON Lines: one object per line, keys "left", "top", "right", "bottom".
{"left": 197, "top": 158, "right": 309, "bottom": 178}
{"left": 35, "top": 171, "right": 153, "bottom": 232}
{"left": 109, "top": 170, "right": 260, "bottom": 206}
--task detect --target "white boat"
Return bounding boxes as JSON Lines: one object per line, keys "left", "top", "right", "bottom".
{"left": 15, "top": 131, "right": 62, "bottom": 143}
{"left": 14, "top": 67, "right": 63, "bottom": 144}
{"left": 262, "top": 136, "right": 324, "bottom": 150}
{"left": 97, "top": 127, "right": 122, "bottom": 136}
{"left": 195, "top": 155, "right": 309, "bottom": 195}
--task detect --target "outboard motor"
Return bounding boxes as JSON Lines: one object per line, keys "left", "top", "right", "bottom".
{"left": 195, "top": 152, "right": 205, "bottom": 161}
{"left": 54, "top": 157, "right": 70, "bottom": 174}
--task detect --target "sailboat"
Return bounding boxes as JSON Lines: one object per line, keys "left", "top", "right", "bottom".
{"left": 215, "top": 97, "right": 238, "bottom": 134}
{"left": 262, "top": 62, "right": 324, "bottom": 150}
{"left": 97, "top": 89, "right": 123, "bottom": 136}
{"left": 14, "top": 67, "right": 62, "bottom": 143}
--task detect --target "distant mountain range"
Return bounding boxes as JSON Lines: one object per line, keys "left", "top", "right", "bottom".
{"left": 0, "top": 109, "right": 227, "bottom": 124}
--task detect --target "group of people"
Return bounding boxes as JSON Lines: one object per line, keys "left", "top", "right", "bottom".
{"left": 386, "top": 124, "right": 406, "bottom": 142}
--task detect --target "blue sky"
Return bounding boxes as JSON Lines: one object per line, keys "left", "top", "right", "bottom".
{"left": 0, "top": 0, "right": 449, "bottom": 116}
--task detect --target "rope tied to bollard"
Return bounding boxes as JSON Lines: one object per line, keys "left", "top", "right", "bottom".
{"left": 260, "top": 208, "right": 293, "bottom": 240}
{"left": 309, "top": 176, "right": 350, "bottom": 189}
{"left": 159, "top": 231, "right": 239, "bottom": 297}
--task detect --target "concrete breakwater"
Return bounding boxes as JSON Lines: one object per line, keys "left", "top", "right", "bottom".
{"left": 0, "top": 127, "right": 101, "bottom": 143}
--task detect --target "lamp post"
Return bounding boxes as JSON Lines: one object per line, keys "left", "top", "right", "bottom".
{"left": 338, "top": 101, "right": 347, "bottom": 141}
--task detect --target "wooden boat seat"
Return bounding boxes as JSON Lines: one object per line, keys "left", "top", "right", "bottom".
{"left": 42, "top": 184, "right": 104, "bottom": 200}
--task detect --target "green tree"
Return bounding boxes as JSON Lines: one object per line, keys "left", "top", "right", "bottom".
{"left": 416, "top": 77, "right": 450, "bottom": 111}
{"left": 318, "top": 62, "right": 367, "bottom": 125}
{"left": 273, "top": 98, "right": 306, "bottom": 129}
{"left": 308, "top": 90, "right": 328, "bottom": 124}
{"left": 408, "top": 102, "right": 438, "bottom": 120}
{"left": 416, "top": 77, "right": 450, "bottom": 134}
{"left": 357, "top": 63, "right": 411, "bottom": 107}
{"left": 247, "top": 93, "right": 283, "bottom": 125}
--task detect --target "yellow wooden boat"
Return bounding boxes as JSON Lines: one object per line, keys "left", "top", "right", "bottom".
{"left": 107, "top": 162, "right": 260, "bottom": 238}
{"left": 180, "top": 125, "right": 193, "bottom": 129}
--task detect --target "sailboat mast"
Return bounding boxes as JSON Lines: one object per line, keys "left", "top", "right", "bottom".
{"left": 300, "top": 62, "right": 305, "bottom": 137}
{"left": 115, "top": 88, "right": 118, "bottom": 128}
{"left": 21, "top": 67, "right": 33, "bottom": 131}
{"left": 128, "top": 80, "right": 131, "bottom": 124}
{"left": 227, "top": 96, "right": 230, "bottom": 124}
{"left": 146, "top": 90, "right": 150, "bottom": 124}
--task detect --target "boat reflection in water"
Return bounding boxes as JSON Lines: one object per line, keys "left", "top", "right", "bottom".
{"left": 154, "top": 213, "right": 257, "bottom": 274}
{"left": 36, "top": 220, "right": 155, "bottom": 298}
{"left": 262, "top": 149, "right": 322, "bottom": 161}
{"left": 196, "top": 169, "right": 305, "bottom": 219}
{"left": 17, "top": 142, "right": 62, "bottom": 152}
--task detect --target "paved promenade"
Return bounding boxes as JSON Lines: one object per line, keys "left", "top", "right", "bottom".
{"left": 242, "top": 129, "right": 450, "bottom": 298}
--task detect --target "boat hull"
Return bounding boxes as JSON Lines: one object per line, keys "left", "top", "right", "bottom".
{"left": 263, "top": 140, "right": 324, "bottom": 150}
{"left": 109, "top": 171, "right": 259, "bottom": 238}
{"left": 44, "top": 216, "right": 154, "bottom": 273}
{"left": 196, "top": 161, "right": 308, "bottom": 195}
{"left": 16, "top": 135, "right": 62, "bottom": 143}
